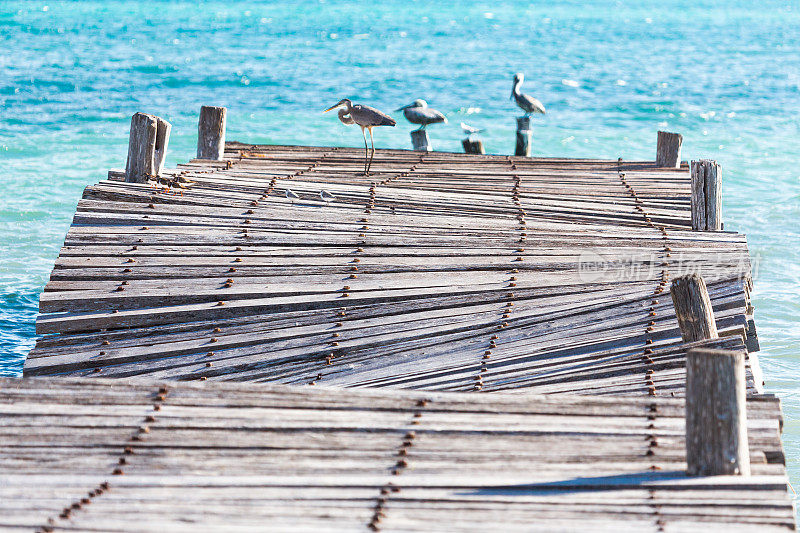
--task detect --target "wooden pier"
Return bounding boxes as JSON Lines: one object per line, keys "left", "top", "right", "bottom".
{"left": 1, "top": 377, "right": 794, "bottom": 532}
{"left": 27, "top": 144, "right": 760, "bottom": 394}
{"left": 6, "top": 138, "right": 794, "bottom": 530}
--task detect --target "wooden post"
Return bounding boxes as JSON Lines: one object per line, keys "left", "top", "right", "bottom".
{"left": 686, "top": 348, "right": 750, "bottom": 476}
{"left": 515, "top": 116, "right": 531, "bottom": 157}
{"left": 197, "top": 106, "right": 227, "bottom": 160}
{"left": 462, "top": 139, "right": 484, "bottom": 154}
{"left": 656, "top": 131, "right": 682, "bottom": 168}
{"left": 125, "top": 112, "right": 171, "bottom": 183}
{"left": 670, "top": 274, "right": 719, "bottom": 342}
{"left": 690, "top": 160, "right": 722, "bottom": 231}
{"left": 410, "top": 129, "right": 432, "bottom": 152}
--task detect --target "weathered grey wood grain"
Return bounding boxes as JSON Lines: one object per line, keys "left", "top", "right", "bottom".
{"left": 656, "top": 131, "right": 683, "bottom": 168}
{"left": 461, "top": 139, "right": 484, "bottom": 154}
{"left": 125, "top": 113, "right": 171, "bottom": 183}
{"left": 691, "top": 159, "right": 722, "bottom": 231}
{"left": 515, "top": 116, "right": 531, "bottom": 157}
{"left": 410, "top": 129, "right": 432, "bottom": 152}
{"left": 686, "top": 348, "right": 750, "bottom": 476}
{"left": 670, "top": 274, "right": 719, "bottom": 342}
{"left": 197, "top": 106, "right": 227, "bottom": 160}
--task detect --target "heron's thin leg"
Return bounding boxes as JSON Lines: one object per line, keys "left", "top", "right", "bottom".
{"left": 361, "top": 127, "right": 368, "bottom": 175}
{"left": 368, "top": 127, "right": 375, "bottom": 175}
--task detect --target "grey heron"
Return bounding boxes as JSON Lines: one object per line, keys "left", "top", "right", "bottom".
{"left": 324, "top": 98, "right": 396, "bottom": 176}
{"left": 396, "top": 99, "right": 447, "bottom": 130}
{"left": 511, "top": 73, "right": 546, "bottom": 116}
{"left": 285, "top": 189, "right": 299, "bottom": 204}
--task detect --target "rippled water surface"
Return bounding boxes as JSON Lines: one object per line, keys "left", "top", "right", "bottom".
{"left": 2, "top": 0, "right": 799, "bottom": 502}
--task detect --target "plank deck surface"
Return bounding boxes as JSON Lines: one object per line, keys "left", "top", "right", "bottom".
{"left": 12, "top": 144, "right": 793, "bottom": 531}
{"left": 25, "top": 144, "right": 760, "bottom": 397}
{"left": 0, "top": 377, "right": 794, "bottom": 532}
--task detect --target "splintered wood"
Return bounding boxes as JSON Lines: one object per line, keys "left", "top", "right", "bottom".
{"left": 26, "top": 144, "right": 760, "bottom": 396}
{"left": 0, "top": 377, "right": 794, "bottom": 532}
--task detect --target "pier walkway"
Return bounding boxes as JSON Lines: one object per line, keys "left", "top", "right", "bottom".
{"left": 6, "top": 143, "right": 793, "bottom": 531}
{"left": 27, "top": 145, "right": 759, "bottom": 396}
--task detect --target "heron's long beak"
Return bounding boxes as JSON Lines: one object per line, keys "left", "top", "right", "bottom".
{"left": 395, "top": 103, "right": 412, "bottom": 112}
{"left": 323, "top": 103, "right": 340, "bottom": 113}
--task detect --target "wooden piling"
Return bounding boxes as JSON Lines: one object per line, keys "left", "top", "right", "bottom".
{"left": 462, "top": 139, "right": 484, "bottom": 154}
{"left": 125, "top": 112, "right": 171, "bottom": 183}
{"left": 197, "top": 106, "right": 227, "bottom": 160}
{"left": 690, "top": 160, "right": 722, "bottom": 231}
{"left": 670, "top": 274, "right": 719, "bottom": 342}
{"left": 686, "top": 347, "right": 750, "bottom": 476}
{"left": 656, "top": 131, "right": 683, "bottom": 168}
{"left": 411, "top": 129, "right": 432, "bottom": 152}
{"left": 515, "top": 117, "right": 531, "bottom": 157}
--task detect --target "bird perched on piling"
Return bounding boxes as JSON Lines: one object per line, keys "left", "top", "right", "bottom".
{"left": 396, "top": 100, "right": 448, "bottom": 130}
{"left": 324, "top": 98, "right": 396, "bottom": 176}
{"left": 285, "top": 189, "right": 299, "bottom": 204}
{"left": 511, "top": 73, "right": 546, "bottom": 116}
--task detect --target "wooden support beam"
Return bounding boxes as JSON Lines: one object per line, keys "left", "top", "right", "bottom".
{"left": 125, "top": 112, "right": 171, "bottom": 183}
{"left": 656, "top": 131, "right": 682, "bottom": 168}
{"left": 462, "top": 138, "right": 484, "bottom": 154}
{"left": 686, "top": 347, "right": 750, "bottom": 476}
{"left": 515, "top": 116, "right": 531, "bottom": 157}
{"left": 670, "top": 274, "right": 719, "bottom": 342}
{"left": 197, "top": 106, "right": 227, "bottom": 160}
{"left": 410, "top": 129, "right": 432, "bottom": 152}
{"left": 690, "top": 160, "right": 722, "bottom": 231}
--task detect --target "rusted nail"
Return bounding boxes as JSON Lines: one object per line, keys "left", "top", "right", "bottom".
{"left": 112, "top": 468, "right": 124, "bottom": 475}
{"left": 145, "top": 415, "right": 156, "bottom": 423}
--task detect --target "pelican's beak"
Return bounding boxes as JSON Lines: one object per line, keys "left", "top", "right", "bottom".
{"left": 510, "top": 90, "right": 514, "bottom": 101}
{"left": 395, "top": 103, "right": 412, "bottom": 112}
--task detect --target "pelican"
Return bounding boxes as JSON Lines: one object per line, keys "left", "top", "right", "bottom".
{"left": 511, "top": 73, "right": 546, "bottom": 116}
{"left": 285, "top": 189, "right": 299, "bottom": 204}
{"left": 396, "top": 99, "right": 447, "bottom": 131}
{"left": 324, "top": 98, "right": 396, "bottom": 176}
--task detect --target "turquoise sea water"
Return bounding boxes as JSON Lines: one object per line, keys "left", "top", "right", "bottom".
{"left": 2, "top": 0, "right": 799, "bottom": 498}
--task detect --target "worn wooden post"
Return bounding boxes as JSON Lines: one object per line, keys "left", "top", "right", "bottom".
{"left": 690, "top": 160, "right": 722, "bottom": 231}
{"left": 656, "top": 131, "right": 683, "bottom": 168}
{"left": 515, "top": 116, "right": 531, "bottom": 156}
{"left": 125, "top": 112, "right": 171, "bottom": 183}
{"left": 410, "top": 129, "right": 432, "bottom": 152}
{"left": 686, "top": 348, "right": 750, "bottom": 476}
{"left": 462, "top": 138, "right": 484, "bottom": 154}
{"left": 197, "top": 106, "right": 227, "bottom": 160}
{"left": 670, "top": 274, "right": 719, "bottom": 342}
